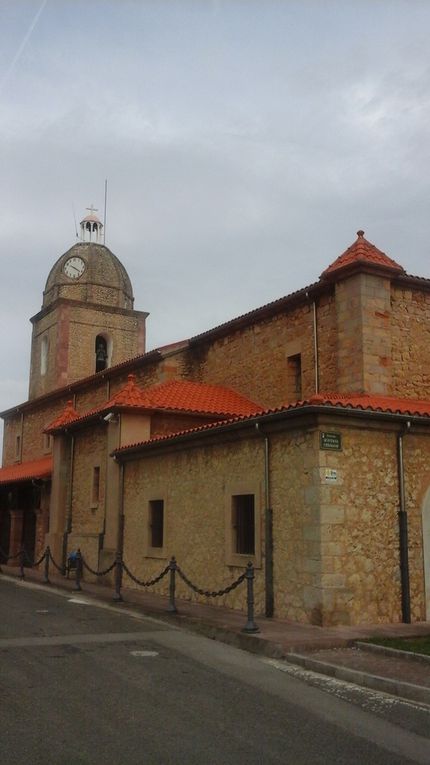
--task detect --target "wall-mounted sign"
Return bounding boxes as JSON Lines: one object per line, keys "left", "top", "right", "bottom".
{"left": 324, "top": 468, "right": 338, "bottom": 483}
{"left": 320, "top": 431, "right": 342, "bottom": 451}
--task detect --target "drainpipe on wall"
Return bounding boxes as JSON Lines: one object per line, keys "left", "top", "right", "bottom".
{"left": 306, "top": 293, "right": 319, "bottom": 394}
{"left": 62, "top": 434, "right": 75, "bottom": 569}
{"left": 397, "top": 422, "right": 411, "bottom": 624}
{"left": 117, "top": 461, "right": 125, "bottom": 558}
{"left": 255, "top": 422, "right": 273, "bottom": 618}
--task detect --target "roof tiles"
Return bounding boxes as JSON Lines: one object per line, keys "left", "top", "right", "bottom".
{"left": 45, "top": 376, "right": 263, "bottom": 432}
{"left": 45, "top": 400, "right": 79, "bottom": 432}
{"left": 322, "top": 230, "right": 405, "bottom": 277}
{"left": 113, "top": 391, "right": 430, "bottom": 455}
{"left": 0, "top": 456, "right": 52, "bottom": 485}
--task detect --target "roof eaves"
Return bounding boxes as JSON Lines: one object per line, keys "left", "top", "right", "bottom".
{"left": 112, "top": 400, "right": 430, "bottom": 459}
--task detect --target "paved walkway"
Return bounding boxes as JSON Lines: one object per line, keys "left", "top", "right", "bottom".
{"left": 2, "top": 562, "right": 430, "bottom": 705}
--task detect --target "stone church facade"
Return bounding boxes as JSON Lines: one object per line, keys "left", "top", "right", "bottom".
{"left": 1, "top": 212, "right": 430, "bottom": 627}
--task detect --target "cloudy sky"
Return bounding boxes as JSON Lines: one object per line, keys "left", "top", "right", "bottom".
{"left": 1, "top": 0, "right": 430, "bottom": 436}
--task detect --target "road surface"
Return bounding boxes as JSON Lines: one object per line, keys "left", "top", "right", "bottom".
{"left": 1, "top": 576, "right": 429, "bottom": 764}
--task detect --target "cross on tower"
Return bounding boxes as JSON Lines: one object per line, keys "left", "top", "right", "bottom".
{"left": 86, "top": 204, "right": 98, "bottom": 215}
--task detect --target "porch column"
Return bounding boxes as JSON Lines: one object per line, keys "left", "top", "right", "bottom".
{"left": 9, "top": 509, "right": 24, "bottom": 561}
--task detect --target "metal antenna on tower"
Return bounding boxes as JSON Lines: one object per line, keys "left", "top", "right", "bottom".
{"left": 72, "top": 203, "right": 79, "bottom": 239}
{"left": 103, "top": 179, "right": 108, "bottom": 244}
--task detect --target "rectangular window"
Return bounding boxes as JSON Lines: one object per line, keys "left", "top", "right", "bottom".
{"left": 15, "top": 435, "right": 21, "bottom": 460}
{"left": 92, "top": 466, "right": 100, "bottom": 505}
{"left": 232, "top": 494, "right": 255, "bottom": 555}
{"left": 287, "top": 353, "right": 302, "bottom": 400}
{"left": 149, "top": 500, "right": 164, "bottom": 548}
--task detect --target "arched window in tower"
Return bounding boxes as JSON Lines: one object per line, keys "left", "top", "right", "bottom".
{"left": 95, "top": 335, "right": 108, "bottom": 373}
{"left": 40, "top": 336, "right": 49, "bottom": 376}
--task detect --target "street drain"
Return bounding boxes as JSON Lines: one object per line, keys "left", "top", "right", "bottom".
{"left": 130, "top": 650, "right": 159, "bottom": 657}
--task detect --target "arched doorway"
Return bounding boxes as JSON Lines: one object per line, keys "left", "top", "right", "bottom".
{"left": 0, "top": 511, "right": 11, "bottom": 563}
{"left": 422, "top": 488, "right": 430, "bottom": 620}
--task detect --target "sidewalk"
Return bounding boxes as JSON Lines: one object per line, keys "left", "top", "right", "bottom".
{"left": 2, "top": 563, "right": 430, "bottom": 706}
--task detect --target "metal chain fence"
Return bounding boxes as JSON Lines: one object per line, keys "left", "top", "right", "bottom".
{"left": 0, "top": 545, "right": 259, "bottom": 633}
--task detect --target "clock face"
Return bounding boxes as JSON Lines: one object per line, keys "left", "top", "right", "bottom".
{"left": 63, "top": 256, "right": 86, "bottom": 280}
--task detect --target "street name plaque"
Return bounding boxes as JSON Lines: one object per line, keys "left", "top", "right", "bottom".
{"left": 319, "top": 431, "right": 342, "bottom": 451}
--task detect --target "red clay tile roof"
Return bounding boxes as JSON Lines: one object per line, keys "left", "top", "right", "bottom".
{"left": 321, "top": 231, "right": 405, "bottom": 278}
{"left": 305, "top": 392, "right": 430, "bottom": 416}
{"left": 45, "top": 400, "right": 79, "bottom": 433}
{"left": 147, "top": 379, "right": 263, "bottom": 416}
{"left": 46, "top": 376, "right": 263, "bottom": 431}
{"left": 0, "top": 456, "right": 52, "bottom": 484}
{"left": 113, "top": 391, "right": 430, "bottom": 455}
{"left": 105, "top": 375, "right": 155, "bottom": 409}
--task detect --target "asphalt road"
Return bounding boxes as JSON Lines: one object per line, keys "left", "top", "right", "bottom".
{"left": 1, "top": 577, "right": 430, "bottom": 765}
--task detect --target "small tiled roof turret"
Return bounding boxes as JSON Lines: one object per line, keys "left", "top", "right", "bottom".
{"left": 321, "top": 230, "right": 405, "bottom": 279}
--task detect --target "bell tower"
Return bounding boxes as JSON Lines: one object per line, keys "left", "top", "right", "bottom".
{"left": 28, "top": 208, "right": 148, "bottom": 399}
{"left": 80, "top": 205, "right": 103, "bottom": 243}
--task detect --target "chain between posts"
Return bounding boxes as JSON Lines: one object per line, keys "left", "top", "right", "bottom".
{"left": 176, "top": 565, "right": 246, "bottom": 598}
{"left": 122, "top": 560, "right": 170, "bottom": 588}
{"left": 0, "top": 544, "right": 259, "bottom": 632}
{"left": 81, "top": 558, "right": 116, "bottom": 577}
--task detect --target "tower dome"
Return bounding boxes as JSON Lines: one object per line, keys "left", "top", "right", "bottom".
{"left": 42, "top": 208, "right": 134, "bottom": 310}
{"left": 28, "top": 206, "right": 148, "bottom": 400}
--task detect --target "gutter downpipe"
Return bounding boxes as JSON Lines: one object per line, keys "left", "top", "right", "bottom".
{"left": 255, "top": 422, "right": 273, "bottom": 617}
{"left": 117, "top": 414, "right": 125, "bottom": 559}
{"left": 397, "top": 422, "right": 411, "bottom": 623}
{"left": 306, "top": 292, "right": 319, "bottom": 394}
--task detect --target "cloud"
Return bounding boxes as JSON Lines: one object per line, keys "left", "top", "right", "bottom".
{"left": 2, "top": 0, "right": 430, "bottom": 459}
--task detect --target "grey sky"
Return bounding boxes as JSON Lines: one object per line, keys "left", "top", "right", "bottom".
{"left": 1, "top": 1, "right": 430, "bottom": 434}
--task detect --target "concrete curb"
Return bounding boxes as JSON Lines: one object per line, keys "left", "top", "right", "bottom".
{"left": 285, "top": 652, "right": 430, "bottom": 707}
{"left": 355, "top": 640, "right": 430, "bottom": 665}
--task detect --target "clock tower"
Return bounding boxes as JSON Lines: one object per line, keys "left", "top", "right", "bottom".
{"left": 28, "top": 208, "right": 148, "bottom": 399}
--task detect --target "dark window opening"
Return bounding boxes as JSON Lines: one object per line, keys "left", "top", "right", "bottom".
{"left": 287, "top": 353, "right": 302, "bottom": 400}
{"left": 15, "top": 435, "right": 21, "bottom": 460}
{"left": 232, "top": 494, "right": 255, "bottom": 555}
{"left": 95, "top": 335, "right": 108, "bottom": 373}
{"left": 92, "top": 467, "right": 100, "bottom": 505}
{"left": 149, "top": 500, "right": 164, "bottom": 548}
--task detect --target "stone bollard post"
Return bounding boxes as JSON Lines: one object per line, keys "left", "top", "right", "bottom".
{"left": 75, "top": 549, "right": 82, "bottom": 591}
{"left": 113, "top": 551, "right": 123, "bottom": 602}
{"left": 19, "top": 546, "right": 25, "bottom": 580}
{"left": 43, "top": 546, "right": 50, "bottom": 584}
{"left": 242, "top": 562, "right": 259, "bottom": 633}
{"left": 167, "top": 556, "right": 177, "bottom": 613}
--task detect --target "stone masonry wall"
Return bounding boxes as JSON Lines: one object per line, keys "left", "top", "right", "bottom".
{"left": 270, "top": 427, "right": 322, "bottom": 624}
{"left": 310, "top": 420, "right": 426, "bottom": 625}
{"left": 186, "top": 302, "right": 320, "bottom": 410}
{"left": 69, "top": 425, "right": 107, "bottom": 573}
{"left": 391, "top": 285, "right": 430, "bottom": 398}
{"left": 122, "top": 437, "right": 266, "bottom": 614}
{"left": 29, "top": 302, "right": 146, "bottom": 399}
{"left": 316, "top": 292, "right": 338, "bottom": 393}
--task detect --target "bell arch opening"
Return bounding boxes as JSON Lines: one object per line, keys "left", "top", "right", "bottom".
{"left": 95, "top": 334, "right": 112, "bottom": 373}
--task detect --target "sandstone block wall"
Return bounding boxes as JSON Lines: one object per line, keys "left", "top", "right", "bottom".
{"left": 391, "top": 286, "right": 430, "bottom": 398}
{"left": 187, "top": 306, "right": 314, "bottom": 409}
{"left": 122, "top": 437, "right": 266, "bottom": 614}
{"left": 29, "top": 301, "right": 146, "bottom": 399}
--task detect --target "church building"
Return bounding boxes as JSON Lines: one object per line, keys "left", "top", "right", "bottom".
{"left": 1, "top": 211, "right": 430, "bottom": 628}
